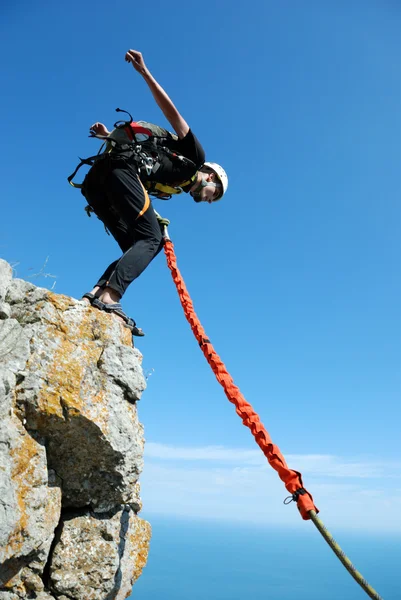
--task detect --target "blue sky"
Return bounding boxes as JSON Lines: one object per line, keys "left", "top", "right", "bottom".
{"left": 1, "top": 0, "right": 400, "bottom": 536}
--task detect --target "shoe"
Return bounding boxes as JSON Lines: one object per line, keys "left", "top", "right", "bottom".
{"left": 82, "top": 293, "right": 106, "bottom": 310}
{"left": 82, "top": 292, "right": 96, "bottom": 303}
{"left": 103, "top": 302, "right": 127, "bottom": 318}
{"left": 103, "top": 303, "right": 145, "bottom": 337}
{"left": 91, "top": 297, "right": 106, "bottom": 310}
{"left": 125, "top": 317, "right": 145, "bottom": 337}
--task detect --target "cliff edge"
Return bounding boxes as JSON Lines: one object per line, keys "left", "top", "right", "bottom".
{"left": 0, "top": 259, "right": 150, "bottom": 600}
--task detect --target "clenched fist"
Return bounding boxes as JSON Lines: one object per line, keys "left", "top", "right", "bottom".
{"left": 125, "top": 49, "right": 148, "bottom": 75}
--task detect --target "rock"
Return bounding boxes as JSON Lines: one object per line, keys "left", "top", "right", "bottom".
{"left": 0, "top": 359, "right": 61, "bottom": 593}
{"left": 0, "top": 261, "right": 151, "bottom": 599}
{"left": 5, "top": 278, "right": 47, "bottom": 306}
{"left": 0, "top": 411, "right": 61, "bottom": 590}
{"left": 98, "top": 344, "right": 146, "bottom": 402}
{"left": 0, "top": 302, "right": 11, "bottom": 320}
{"left": 0, "top": 259, "right": 12, "bottom": 301}
{"left": 13, "top": 291, "right": 146, "bottom": 511}
{"left": 0, "top": 592, "right": 20, "bottom": 600}
{"left": 49, "top": 507, "right": 151, "bottom": 600}
{"left": 0, "top": 319, "right": 31, "bottom": 373}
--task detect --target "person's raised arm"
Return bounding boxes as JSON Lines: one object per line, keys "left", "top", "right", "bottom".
{"left": 125, "top": 49, "right": 190, "bottom": 140}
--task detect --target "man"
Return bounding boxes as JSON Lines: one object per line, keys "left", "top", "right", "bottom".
{"left": 80, "top": 49, "right": 228, "bottom": 335}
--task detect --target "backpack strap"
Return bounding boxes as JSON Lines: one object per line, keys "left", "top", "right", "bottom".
{"left": 67, "top": 153, "right": 106, "bottom": 188}
{"left": 144, "top": 173, "right": 198, "bottom": 199}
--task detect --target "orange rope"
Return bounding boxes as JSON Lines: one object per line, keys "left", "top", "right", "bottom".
{"left": 164, "top": 239, "right": 318, "bottom": 520}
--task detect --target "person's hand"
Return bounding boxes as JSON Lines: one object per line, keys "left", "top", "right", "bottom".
{"left": 125, "top": 49, "right": 148, "bottom": 75}
{"left": 89, "top": 122, "right": 110, "bottom": 137}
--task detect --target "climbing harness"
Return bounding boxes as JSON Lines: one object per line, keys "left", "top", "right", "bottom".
{"left": 162, "top": 226, "right": 383, "bottom": 600}
{"left": 68, "top": 109, "right": 198, "bottom": 199}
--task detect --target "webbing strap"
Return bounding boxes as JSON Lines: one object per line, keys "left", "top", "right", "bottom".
{"left": 163, "top": 239, "right": 317, "bottom": 520}
{"left": 67, "top": 154, "right": 100, "bottom": 188}
{"left": 145, "top": 175, "right": 196, "bottom": 199}
{"left": 137, "top": 178, "right": 151, "bottom": 219}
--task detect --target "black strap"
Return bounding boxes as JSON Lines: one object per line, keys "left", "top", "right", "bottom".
{"left": 283, "top": 488, "right": 307, "bottom": 505}
{"left": 67, "top": 154, "right": 104, "bottom": 187}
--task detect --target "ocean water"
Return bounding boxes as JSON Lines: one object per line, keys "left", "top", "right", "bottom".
{"left": 131, "top": 516, "right": 400, "bottom": 600}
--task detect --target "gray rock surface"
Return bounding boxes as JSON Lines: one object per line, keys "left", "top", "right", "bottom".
{"left": 0, "top": 260, "right": 12, "bottom": 302}
{"left": 50, "top": 507, "right": 151, "bottom": 600}
{"left": 0, "top": 261, "right": 151, "bottom": 599}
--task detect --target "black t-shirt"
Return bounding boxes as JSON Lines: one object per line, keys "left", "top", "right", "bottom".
{"left": 146, "top": 129, "right": 205, "bottom": 186}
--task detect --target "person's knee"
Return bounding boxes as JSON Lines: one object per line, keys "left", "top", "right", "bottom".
{"left": 150, "top": 226, "right": 163, "bottom": 249}
{"left": 142, "top": 230, "right": 162, "bottom": 260}
{"left": 135, "top": 217, "right": 163, "bottom": 253}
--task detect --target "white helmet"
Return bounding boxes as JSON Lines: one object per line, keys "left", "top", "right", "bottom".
{"left": 203, "top": 162, "right": 228, "bottom": 199}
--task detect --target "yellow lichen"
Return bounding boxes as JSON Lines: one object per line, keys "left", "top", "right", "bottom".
{"left": 24, "top": 293, "right": 136, "bottom": 432}
{"left": 131, "top": 518, "right": 152, "bottom": 584}
{"left": 8, "top": 427, "right": 42, "bottom": 556}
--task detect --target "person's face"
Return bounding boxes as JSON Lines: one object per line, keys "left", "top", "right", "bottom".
{"left": 191, "top": 173, "right": 221, "bottom": 203}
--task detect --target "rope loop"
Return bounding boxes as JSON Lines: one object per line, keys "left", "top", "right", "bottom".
{"left": 284, "top": 488, "right": 307, "bottom": 505}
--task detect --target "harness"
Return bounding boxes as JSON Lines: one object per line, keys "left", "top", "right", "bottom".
{"left": 68, "top": 109, "right": 198, "bottom": 200}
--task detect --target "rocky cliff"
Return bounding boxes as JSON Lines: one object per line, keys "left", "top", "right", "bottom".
{"left": 0, "top": 259, "right": 151, "bottom": 600}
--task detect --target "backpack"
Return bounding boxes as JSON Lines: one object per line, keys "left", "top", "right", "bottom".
{"left": 68, "top": 110, "right": 198, "bottom": 199}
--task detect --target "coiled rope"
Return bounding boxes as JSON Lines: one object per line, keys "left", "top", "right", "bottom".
{"left": 163, "top": 234, "right": 383, "bottom": 600}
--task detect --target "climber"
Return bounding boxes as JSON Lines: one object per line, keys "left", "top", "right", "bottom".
{"left": 77, "top": 49, "right": 228, "bottom": 336}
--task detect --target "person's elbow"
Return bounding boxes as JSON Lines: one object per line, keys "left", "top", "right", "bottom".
{"left": 170, "top": 114, "right": 190, "bottom": 139}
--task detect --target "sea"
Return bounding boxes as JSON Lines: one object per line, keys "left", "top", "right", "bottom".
{"left": 131, "top": 516, "right": 400, "bottom": 600}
